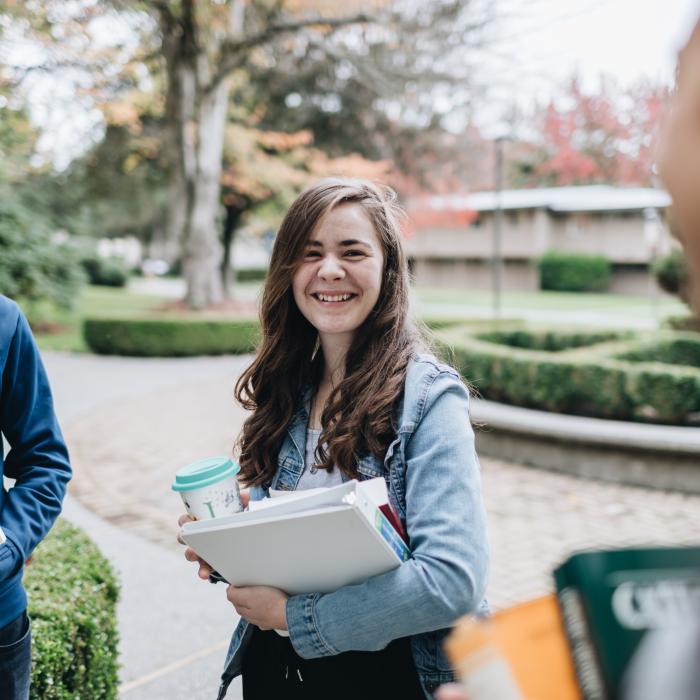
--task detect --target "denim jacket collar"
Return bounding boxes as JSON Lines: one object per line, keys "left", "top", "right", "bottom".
{"left": 272, "top": 382, "right": 354, "bottom": 491}
{"left": 274, "top": 381, "right": 387, "bottom": 489}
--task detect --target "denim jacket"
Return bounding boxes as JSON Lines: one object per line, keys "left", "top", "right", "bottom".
{"left": 217, "top": 353, "right": 489, "bottom": 700}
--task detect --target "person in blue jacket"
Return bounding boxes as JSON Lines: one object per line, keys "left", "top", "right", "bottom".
{"left": 0, "top": 296, "right": 72, "bottom": 699}
{"left": 180, "top": 178, "right": 489, "bottom": 700}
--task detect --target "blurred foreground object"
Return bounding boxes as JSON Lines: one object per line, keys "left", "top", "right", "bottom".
{"left": 445, "top": 547, "right": 700, "bottom": 700}
{"left": 555, "top": 547, "right": 700, "bottom": 699}
{"left": 658, "top": 15, "right": 700, "bottom": 310}
{"left": 621, "top": 621, "right": 700, "bottom": 700}
{"left": 444, "top": 595, "right": 579, "bottom": 700}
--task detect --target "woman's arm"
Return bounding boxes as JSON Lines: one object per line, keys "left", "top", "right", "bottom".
{"left": 285, "top": 369, "right": 489, "bottom": 657}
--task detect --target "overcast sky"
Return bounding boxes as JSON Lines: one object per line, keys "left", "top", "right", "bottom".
{"left": 487, "top": 0, "right": 699, "bottom": 96}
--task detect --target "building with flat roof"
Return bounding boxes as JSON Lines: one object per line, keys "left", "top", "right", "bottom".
{"left": 404, "top": 186, "right": 673, "bottom": 294}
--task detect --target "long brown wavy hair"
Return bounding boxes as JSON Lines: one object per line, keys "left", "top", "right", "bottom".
{"left": 234, "top": 178, "right": 420, "bottom": 487}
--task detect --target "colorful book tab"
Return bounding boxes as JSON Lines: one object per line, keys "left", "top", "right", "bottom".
{"left": 375, "top": 509, "right": 410, "bottom": 562}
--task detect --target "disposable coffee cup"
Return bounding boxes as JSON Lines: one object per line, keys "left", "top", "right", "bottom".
{"left": 172, "top": 456, "right": 243, "bottom": 520}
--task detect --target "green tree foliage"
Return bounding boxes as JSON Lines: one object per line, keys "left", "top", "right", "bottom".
{"left": 652, "top": 249, "right": 691, "bottom": 306}
{"left": 0, "top": 31, "right": 88, "bottom": 310}
{"left": 20, "top": 111, "right": 167, "bottom": 244}
{"left": 0, "top": 90, "right": 37, "bottom": 184}
{"left": 242, "top": 3, "right": 494, "bottom": 194}
{"left": 2, "top": 0, "right": 496, "bottom": 307}
{"left": 0, "top": 198, "right": 85, "bottom": 308}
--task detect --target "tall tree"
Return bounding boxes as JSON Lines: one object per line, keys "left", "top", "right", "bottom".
{"left": 153, "top": 0, "right": 493, "bottom": 307}
{"left": 154, "top": 1, "right": 384, "bottom": 307}
{"left": 1, "top": 0, "right": 494, "bottom": 307}
{"left": 241, "top": 2, "right": 493, "bottom": 195}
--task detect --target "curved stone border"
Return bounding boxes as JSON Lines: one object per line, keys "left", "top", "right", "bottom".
{"left": 471, "top": 398, "right": 700, "bottom": 494}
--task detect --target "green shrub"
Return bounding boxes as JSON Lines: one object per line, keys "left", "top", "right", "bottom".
{"left": 666, "top": 314, "right": 700, "bottom": 333}
{"left": 81, "top": 255, "right": 129, "bottom": 287}
{"left": 475, "top": 329, "right": 623, "bottom": 352}
{"left": 235, "top": 267, "right": 268, "bottom": 283}
{"left": 421, "top": 317, "right": 472, "bottom": 331}
{"left": 437, "top": 326, "right": 700, "bottom": 424}
{"left": 0, "top": 200, "right": 85, "bottom": 308}
{"left": 618, "top": 336, "right": 700, "bottom": 369}
{"left": 652, "top": 249, "right": 690, "bottom": 303}
{"left": 25, "top": 519, "right": 119, "bottom": 700}
{"left": 420, "top": 317, "right": 525, "bottom": 332}
{"left": 538, "top": 251, "right": 611, "bottom": 292}
{"left": 83, "top": 317, "right": 260, "bottom": 356}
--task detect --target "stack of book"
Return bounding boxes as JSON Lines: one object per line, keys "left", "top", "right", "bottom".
{"left": 445, "top": 546, "right": 700, "bottom": 700}
{"left": 180, "top": 477, "right": 409, "bottom": 595}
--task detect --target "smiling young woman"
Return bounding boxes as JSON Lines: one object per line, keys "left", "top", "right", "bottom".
{"left": 182, "top": 178, "right": 489, "bottom": 700}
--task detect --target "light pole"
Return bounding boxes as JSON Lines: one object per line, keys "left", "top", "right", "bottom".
{"left": 643, "top": 207, "right": 662, "bottom": 326}
{"left": 492, "top": 136, "right": 506, "bottom": 319}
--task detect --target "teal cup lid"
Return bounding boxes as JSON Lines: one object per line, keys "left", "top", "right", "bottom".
{"left": 172, "top": 456, "right": 240, "bottom": 492}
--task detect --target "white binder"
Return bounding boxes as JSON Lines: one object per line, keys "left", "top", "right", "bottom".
{"left": 180, "top": 478, "right": 409, "bottom": 596}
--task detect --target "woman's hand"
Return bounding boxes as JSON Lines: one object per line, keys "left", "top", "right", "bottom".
{"left": 177, "top": 488, "right": 250, "bottom": 580}
{"left": 658, "top": 16, "right": 700, "bottom": 298}
{"left": 435, "top": 683, "right": 469, "bottom": 700}
{"left": 226, "top": 585, "right": 289, "bottom": 631}
{"left": 177, "top": 513, "right": 215, "bottom": 579}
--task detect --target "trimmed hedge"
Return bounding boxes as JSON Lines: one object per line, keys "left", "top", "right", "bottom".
{"left": 538, "top": 251, "right": 611, "bottom": 292}
{"left": 420, "top": 317, "right": 523, "bottom": 332}
{"left": 652, "top": 249, "right": 689, "bottom": 300}
{"left": 618, "top": 337, "right": 700, "bottom": 369}
{"left": 236, "top": 267, "right": 268, "bottom": 283}
{"left": 83, "top": 317, "right": 260, "bottom": 356}
{"left": 437, "top": 326, "right": 700, "bottom": 424}
{"left": 81, "top": 256, "right": 129, "bottom": 288}
{"left": 25, "top": 519, "right": 119, "bottom": 699}
{"left": 475, "top": 329, "right": 624, "bottom": 352}
{"left": 667, "top": 315, "right": 700, "bottom": 333}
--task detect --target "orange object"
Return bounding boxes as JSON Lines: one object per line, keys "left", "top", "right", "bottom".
{"left": 444, "top": 594, "right": 581, "bottom": 700}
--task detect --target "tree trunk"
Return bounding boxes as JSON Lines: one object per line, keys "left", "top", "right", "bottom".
{"left": 161, "top": 17, "right": 189, "bottom": 267}
{"left": 163, "top": 169, "right": 187, "bottom": 265}
{"left": 182, "top": 71, "right": 230, "bottom": 308}
{"left": 160, "top": 3, "right": 233, "bottom": 309}
{"left": 156, "top": 0, "right": 368, "bottom": 307}
{"left": 221, "top": 204, "right": 245, "bottom": 298}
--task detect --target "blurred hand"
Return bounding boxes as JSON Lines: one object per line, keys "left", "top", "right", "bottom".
{"left": 177, "top": 488, "right": 250, "bottom": 580}
{"left": 435, "top": 683, "right": 469, "bottom": 700}
{"left": 658, "top": 15, "right": 700, "bottom": 305}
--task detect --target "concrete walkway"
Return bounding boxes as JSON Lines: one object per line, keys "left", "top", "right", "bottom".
{"left": 42, "top": 350, "right": 700, "bottom": 699}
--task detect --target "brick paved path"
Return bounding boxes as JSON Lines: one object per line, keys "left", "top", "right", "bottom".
{"left": 61, "top": 353, "right": 700, "bottom": 611}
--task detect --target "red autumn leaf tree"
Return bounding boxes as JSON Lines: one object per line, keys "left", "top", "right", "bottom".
{"left": 512, "top": 75, "right": 669, "bottom": 187}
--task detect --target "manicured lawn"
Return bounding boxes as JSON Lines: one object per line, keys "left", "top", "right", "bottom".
{"left": 413, "top": 287, "right": 687, "bottom": 317}
{"left": 33, "top": 285, "right": 170, "bottom": 352}
{"left": 217, "top": 281, "right": 686, "bottom": 316}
